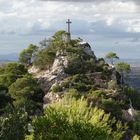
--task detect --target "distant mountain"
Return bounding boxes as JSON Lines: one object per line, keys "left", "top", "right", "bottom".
{"left": 0, "top": 53, "right": 18, "bottom": 63}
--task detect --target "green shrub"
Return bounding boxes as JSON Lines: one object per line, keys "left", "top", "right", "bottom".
{"left": 108, "top": 80, "right": 118, "bottom": 90}
{"left": 0, "top": 106, "right": 28, "bottom": 140}
{"left": 65, "top": 88, "right": 81, "bottom": 99}
{"left": 135, "top": 110, "right": 140, "bottom": 121}
{"left": 86, "top": 90, "right": 107, "bottom": 109}
{"left": 64, "top": 48, "right": 96, "bottom": 75}
{"left": 25, "top": 135, "right": 33, "bottom": 140}
{"left": 8, "top": 75, "right": 44, "bottom": 115}
{"left": 31, "top": 97, "right": 126, "bottom": 140}
{"left": 87, "top": 90, "right": 122, "bottom": 118}
{"left": 124, "top": 87, "right": 140, "bottom": 110}
{"left": 101, "top": 98, "right": 122, "bottom": 118}
{"left": 19, "top": 44, "right": 38, "bottom": 66}
{"left": 61, "top": 81, "right": 69, "bottom": 89}
{"left": 69, "top": 74, "right": 91, "bottom": 84}
{"left": 52, "top": 84, "right": 63, "bottom": 93}
{"left": 132, "top": 121, "right": 140, "bottom": 135}
{"left": 88, "top": 90, "right": 106, "bottom": 98}
{"left": 74, "top": 83, "right": 91, "bottom": 92}
{"left": 133, "top": 135, "right": 140, "bottom": 140}
{"left": 34, "top": 47, "right": 56, "bottom": 69}
{"left": 0, "top": 62, "right": 27, "bottom": 87}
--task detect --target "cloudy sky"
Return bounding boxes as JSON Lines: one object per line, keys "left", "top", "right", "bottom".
{"left": 0, "top": 0, "right": 140, "bottom": 59}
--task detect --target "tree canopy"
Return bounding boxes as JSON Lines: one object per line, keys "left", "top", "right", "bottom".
{"left": 19, "top": 44, "right": 38, "bottom": 66}
{"left": 33, "top": 47, "right": 56, "bottom": 69}
{"left": 105, "top": 52, "right": 119, "bottom": 65}
{"left": 0, "top": 62, "right": 27, "bottom": 87}
{"left": 0, "top": 105, "right": 28, "bottom": 140}
{"left": 115, "top": 62, "right": 131, "bottom": 86}
{"left": 0, "top": 85, "right": 11, "bottom": 114}
{"left": 8, "top": 75, "right": 44, "bottom": 114}
{"left": 29, "top": 97, "right": 126, "bottom": 140}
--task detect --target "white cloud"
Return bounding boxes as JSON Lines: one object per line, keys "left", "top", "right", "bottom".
{"left": 126, "top": 19, "right": 140, "bottom": 33}
{"left": 0, "top": 0, "right": 140, "bottom": 58}
{"left": 106, "top": 17, "right": 115, "bottom": 26}
{"left": 0, "top": 0, "right": 140, "bottom": 35}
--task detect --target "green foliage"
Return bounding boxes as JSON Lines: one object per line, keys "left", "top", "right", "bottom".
{"left": 0, "top": 85, "right": 11, "bottom": 114}
{"left": 61, "top": 81, "right": 70, "bottom": 89}
{"left": 65, "top": 74, "right": 92, "bottom": 92}
{"left": 52, "top": 84, "right": 63, "bottom": 93}
{"left": 105, "top": 52, "right": 119, "bottom": 65}
{"left": 101, "top": 98, "right": 122, "bottom": 118}
{"left": 97, "top": 58, "right": 106, "bottom": 67}
{"left": 53, "top": 30, "right": 68, "bottom": 41}
{"left": 19, "top": 44, "right": 38, "bottom": 66}
{"left": 95, "top": 62, "right": 105, "bottom": 72}
{"left": 33, "top": 47, "right": 56, "bottom": 69}
{"left": 87, "top": 90, "right": 122, "bottom": 118}
{"left": 108, "top": 80, "right": 118, "bottom": 90}
{"left": 115, "top": 62, "right": 131, "bottom": 74}
{"left": 123, "top": 87, "right": 140, "bottom": 110}
{"left": 70, "top": 74, "right": 91, "bottom": 84}
{"left": 132, "top": 121, "right": 140, "bottom": 136}
{"left": 25, "top": 135, "right": 33, "bottom": 140}
{"left": 135, "top": 110, "right": 140, "bottom": 121}
{"left": 0, "top": 62, "right": 27, "bottom": 87}
{"left": 74, "top": 82, "right": 92, "bottom": 92}
{"left": 95, "top": 58, "right": 111, "bottom": 80}
{"left": 133, "top": 135, "right": 140, "bottom": 140}
{"left": 87, "top": 90, "right": 106, "bottom": 108}
{"left": 65, "top": 47, "right": 96, "bottom": 74}
{"left": 65, "top": 88, "right": 81, "bottom": 99}
{"left": 31, "top": 97, "right": 126, "bottom": 140}
{"left": 115, "top": 62, "right": 131, "bottom": 86}
{"left": 0, "top": 105, "right": 28, "bottom": 140}
{"left": 33, "top": 30, "right": 72, "bottom": 69}
{"left": 89, "top": 90, "right": 106, "bottom": 97}
{"left": 8, "top": 75, "right": 44, "bottom": 115}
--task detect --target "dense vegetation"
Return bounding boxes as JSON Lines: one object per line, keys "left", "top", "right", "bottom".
{"left": 0, "top": 30, "right": 140, "bottom": 140}
{"left": 27, "top": 97, "right": 126, "bottom": 140}
{"left": 0, "top": 63, "right": 43, "bottom": 116}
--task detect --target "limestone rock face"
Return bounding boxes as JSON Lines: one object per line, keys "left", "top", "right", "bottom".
{"left": 43, "top": 92, "right": 61, "bottom": 108}
{"left": 29, "top": 42, "right": 97, "bottom": 107}
{"left": 28, "top": 65, "right": 39, "bottom": 74}
{"left": 78, "top": 42, "right": 95, "bottom": 57}
{"left": 51, "top": 50, "right": 68, "bottom": 74}
{"left": 29, "top": 50, "right": 69, "bottom": 107}
{"left": 122, "top": 109, "right": 135, "bottom": 121}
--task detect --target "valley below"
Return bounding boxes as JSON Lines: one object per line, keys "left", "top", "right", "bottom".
{"left": 128, "top": 65, "right": 140, "bottom": 92}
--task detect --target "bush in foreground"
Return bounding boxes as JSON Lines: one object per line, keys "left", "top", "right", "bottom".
{"left": 28, "top": 97, "right": 126, "bottom": 140}
{"left": 0, "top": 105, "right": 28, "bottom": 140}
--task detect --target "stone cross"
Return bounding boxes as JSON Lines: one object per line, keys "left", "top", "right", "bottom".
{"left": 66, "top": 19, "right": 72, "bottom": 34}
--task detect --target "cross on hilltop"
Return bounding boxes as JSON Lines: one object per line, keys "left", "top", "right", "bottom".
{"left": 66, "top": 19, "right": 72, "bottom": 34}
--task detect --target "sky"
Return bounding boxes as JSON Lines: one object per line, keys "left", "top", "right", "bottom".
{"left": 0, "top": 0, "right": 140, "bottom": 59}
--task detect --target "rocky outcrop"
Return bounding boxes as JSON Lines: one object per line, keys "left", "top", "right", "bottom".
{"left": 28, "top": 49, "right": 70, "bottom": 107}
{"left": 29, "top": 41, "right": 99, "bottom": 107}
{"left": 43, "top": 92, "right": 61, "bottom": 108}
{"left": 78, "top": 42, "right": 95, "bottom": 57}
{"left": 122, "top": 99, "right": 136, "bottom": 121}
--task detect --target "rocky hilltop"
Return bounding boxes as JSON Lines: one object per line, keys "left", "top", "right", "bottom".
{"left": 0, "top": 28, "right": 139, "bottom": 139}
{"left": 28, "top": 30, "right": 119, "bottom": 109}
{"left": 21, "top": 30, "right": 140, "bottom": 123}
{"left": 0, "top": 20, "right": 140, "bottom": 140}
